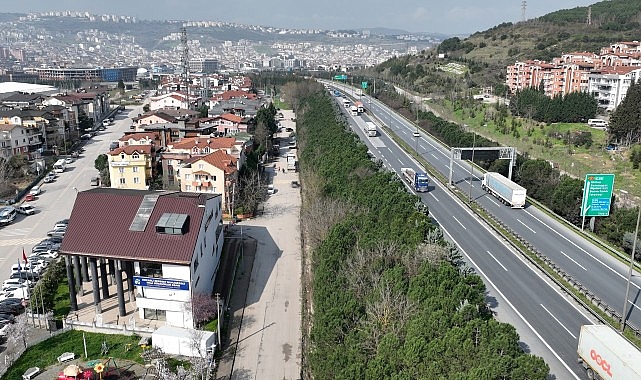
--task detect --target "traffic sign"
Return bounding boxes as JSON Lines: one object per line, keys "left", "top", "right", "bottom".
{"left": 361, "top": 81, "right": 368, "bottom": 89}
{"left": 334, "top": 74, "right": 347, "bottom": 81}
{"left": 581, "top": 174, "right": 615, "bottom": 217}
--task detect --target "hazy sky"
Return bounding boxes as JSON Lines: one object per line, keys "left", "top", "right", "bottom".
{"left": 4, "top": 0, "right": 597, "bottom": 35}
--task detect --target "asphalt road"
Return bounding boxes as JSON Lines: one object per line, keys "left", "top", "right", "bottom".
{"left": 325, "top": 81, "right": 602, "bottom": 379}
{"left": 0, "top": 105, "right": 143, "bottom": 288}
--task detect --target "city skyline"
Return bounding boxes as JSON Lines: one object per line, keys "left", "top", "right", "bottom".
{"left": 4, "top": 0, "right": 597, "bottom": 35}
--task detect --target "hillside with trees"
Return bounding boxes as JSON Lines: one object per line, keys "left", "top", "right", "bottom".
{"left": 282, "top": 80, "right": 548, "bottom": 379}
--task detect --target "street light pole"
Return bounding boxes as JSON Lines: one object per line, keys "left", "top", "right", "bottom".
{"left": 621, "top": 205, "right": 641, "bottom": 332}
{"left": 468, "top": 133, "right": 476, "bottom": 202}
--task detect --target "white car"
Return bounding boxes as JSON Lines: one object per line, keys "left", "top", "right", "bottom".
{"left": 2, "top": 279, "right": 32, "bottom": 290}
{"left": 17, "top": 204, "right": 35, "bottom": 215}
{"left": 64, "top": 157, "right": 74, "bottom": 164}
{"left": 29, "top": 186, "right": 41, "bottom": 196}
{"left": 413, "top": 131, "right": 420, "bottom": 138}
{"left": 29, "top": 250, "right": 58, "bottom": 260}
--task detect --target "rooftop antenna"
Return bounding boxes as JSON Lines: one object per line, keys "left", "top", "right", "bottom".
{"left": 180, "top": 25, "right": 191, "bottom": 110}
{"left": 521, "top": 0, "right": 527, "bottom": 22}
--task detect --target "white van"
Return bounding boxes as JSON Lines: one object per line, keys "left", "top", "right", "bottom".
{"left": 587, "top": 119, "right": 608, "bottom": 129}
{"left": 0, "top": 206, "right": 16, "bottom": 225}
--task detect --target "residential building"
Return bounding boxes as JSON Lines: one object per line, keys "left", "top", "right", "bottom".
{"left": 0, "top": 124, "right": 29, "bottom": 159}
{"left": 188, "top": 58, "right": 220, "bottom": 74}
{"left": 108, "top": 145, "right": 153, "bottom": 190}
{"left": 60, "top": 189, "right": 225, "bottom": 329}
{"left": 588, "top": 66, "right": 641, "bottom": 111}
{"left": 177, "top": 150, "right": 238, "bottom": 212}
{"left": 149, "top": 91, "right": 202, "bottom": 111}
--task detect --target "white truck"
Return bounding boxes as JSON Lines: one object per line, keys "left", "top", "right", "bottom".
{"left": 286, "top": 152, "right": 297, "bottom": 171}
{"left": 578, "top": 324, "right": 641, "bottom": 380}
{"left": 350, "top": 105, "right": 358, "bottom": 116}
{"left": 481, "top": 172, "right": 526, "bottom": 208}
{"left": 365, "top": 121, "right": 377, "bottom": 137}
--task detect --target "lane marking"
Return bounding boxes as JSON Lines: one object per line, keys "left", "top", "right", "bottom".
{"left": 517, "top": 219, "right": 536, "bottom": 234}
{"left": 432, "top": 214, "right": 582, "bottom": 379}
{"left": 525, "top": 209, "right": 640, "bottom": 291}
{"left": 487, "top": 197, "right": 500, "bottom": 207}
{"left": 559, "top": 251, "right": 587, "bottom": 271}
{"left": 629, "top": 300, "right": 641, "bottom": 313}
{"left": 452, "top": 215, "right": 467, "bottom": 230}
{"left": 429, "top": 192, "right": 439, "bottom": 202}
{"left": 487, "top": 250, "right": 508, "bottom": 272}
{"left": 541, "top": 304, "right": 576, "bottom": 339}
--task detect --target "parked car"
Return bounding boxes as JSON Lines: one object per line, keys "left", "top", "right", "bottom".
{"left": 0, "top": 303, "right": 24, "bottom": 315}
{"left": 64, "top": 157, "right": 74, "bottom": 164}
{"left": 267, "top": 184, "right": 275, "bottom": 195}
{"left": 71, "top": 151, "right": 80, "bottom": 158}
{"left": 80, "top": 133, "right": 92, "bottom": 140}
{"left": 16, "top": 204, "right": 35, "bottom": 215}
{"left": 90, "top": 177, "right": 100, "bottom": 186}
{"left": 45, "top": 235, "right": 64, "bottom": 244}
{"left": 46, "top": 227, "right": 66, "bottom": 237}
{"left": 2, "top": 279, "right": 32, "bottom": 291}
{"left": 55, "top": 219, "right": 69, "bottom": 226}
{"left": 29, "top": 186, "right": 41, "bottom": 196}
{"left": 43, "top": 175, "right": 55, "bottom": 183}
{"left": 9, "top": 271, "right": 39, "bottom": 281}
{"left": 24, "top": 194, "right": 35, "bottom": 202}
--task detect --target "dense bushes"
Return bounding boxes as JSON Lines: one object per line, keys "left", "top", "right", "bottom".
{"left": 289, "top": 82, "right": 548, "bottom": 379}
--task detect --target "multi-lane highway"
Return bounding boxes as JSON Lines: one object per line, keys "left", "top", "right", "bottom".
{"left": 324, "top": 81, "right": 624, "bottom": 379}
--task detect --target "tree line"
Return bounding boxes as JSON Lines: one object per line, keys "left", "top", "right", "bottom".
{"left": 284, "top": 80, "right": 549, "bottom": 379}
{"left": 509, "top": 87, "right": 597, "bottom": 124}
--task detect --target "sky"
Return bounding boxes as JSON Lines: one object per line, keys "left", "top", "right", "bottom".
{"left": 3, "top": 0, "right": 598, "bottom": 35}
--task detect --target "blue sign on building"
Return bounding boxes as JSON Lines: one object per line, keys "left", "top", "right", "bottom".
{"left": 133, "top": 276, "right": 190, "bottom": 291}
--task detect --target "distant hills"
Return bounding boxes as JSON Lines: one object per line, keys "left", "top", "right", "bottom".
{"left": 369, "top": 0, "right": 641, "bottom": 96}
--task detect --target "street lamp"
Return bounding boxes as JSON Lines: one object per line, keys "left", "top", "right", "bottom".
{"left": 621, "top": 205, "right": 641, "bottom": 332}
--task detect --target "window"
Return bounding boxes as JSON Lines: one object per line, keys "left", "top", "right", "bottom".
{"left": 193, "top": 257, "right": 199, "bottom": 271}
{"left": 133, "top": 166, "right": 139, "bottom": 173}
{"left": 119, "top": 167, "right": 124, "bottom": 174}
{"left": 185, "top": 174, "right": 191, "bottom": 180}
{"left": 120, "top": 153, "right": 125, "bottom": 160}
{"left": 143, "top": 308, "right": 166, "bottom": 321}
{"left": 140, "top": 262, "right": 163, "bottom": 278}
{"left": 132, "top": 153, "right": 140, "bottom": 159}
{"left": 133, "top": 177, "right": 140, "bottom": 184}
{"left": 203, "top": 147, "right": 210, "bottom": 153}
{"left": 119, "top": 178, "right": 126, "bottom": 184}
{"left": 185, "top": 185, "right": 191, "bottom": 191}
{"left": 198, "top": 163, "right": 204, "bottom": 170}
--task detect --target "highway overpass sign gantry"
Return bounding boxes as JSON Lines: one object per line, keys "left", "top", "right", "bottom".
{"left": 449, "top": 147, "right": 516, "bottom": 186}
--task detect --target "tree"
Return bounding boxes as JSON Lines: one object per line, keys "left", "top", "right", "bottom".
{"left": 550, "top": 175, "right": 583, "bottom": 224}
{"left": 94, "top": 154, "right": 108, "bottom": 172}
{"left": 143, "top": 104, "right": 151, "bottom": 113}
{"left": 117, "top": 80, "right": 125, "bottom": 92}
{"left": 197, "top": 104, "right": 209, "bottom": 118}
{"left": 516, "top": 159, "right": 559, "bottom": 203}
{"left": 189, "top": 292, "right": 218, "bottom": 328}
{"left": 630, "top": 144, "right": 641, "bottom": 169}
{"left": 609, "top": 79, "right": 641, "bottom": 146}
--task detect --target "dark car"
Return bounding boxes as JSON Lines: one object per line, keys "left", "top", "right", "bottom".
{"left": 0, "top": 313, "right": 15, "bottom": 323}
{"left": 0, "top": 304, "right": 23, "bottom": 315}
{"left": 9, "top": 272, "right": 39, "bottom": 281}
{"left": 0, "top": 298, "right": 25, "bottom": 308}
{"left": 56, "top": 219, "right": 69, "bottom": 226}
{"left": 45, "top": 235, "right": 64, "bottom": 244}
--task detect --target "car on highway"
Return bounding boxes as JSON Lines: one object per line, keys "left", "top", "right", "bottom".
{"left": 16, "top": 204, "right": 35, "bottom": 215}
{"left": 29, "top": 186, "right": 41, "bottom": 196}
{"left": 413, "top": 131, "right": 420, "bottom": 138}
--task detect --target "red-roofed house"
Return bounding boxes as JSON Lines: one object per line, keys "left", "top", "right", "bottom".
{"left": 149, "top": 91, "right": 202, "bottom": 111}
{"left": 210, "top": 90, "right": 257, "bottom": 102}
{"left": 60, "top": 189, "right": 224, "bottom": 329}
{"left": 108, "top": 145, "right": 153, "bottom": 190}
{"left": 177, "top": 150, "right": 238, "bottom": 212}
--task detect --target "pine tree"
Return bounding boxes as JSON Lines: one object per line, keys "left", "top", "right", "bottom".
{"left": 609, "top": 79, "right": 641, "bottom": 146}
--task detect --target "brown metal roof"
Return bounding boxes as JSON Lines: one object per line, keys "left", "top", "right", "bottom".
{"left": 60, "top": 188, "right": 219, "bottom": 264}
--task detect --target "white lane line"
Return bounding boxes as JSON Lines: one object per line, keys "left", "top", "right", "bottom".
{"left": 431, "top": 153, "right": 439, "bottom": 160}
{"left": 452, "top": 215, "right": 467, "bottom": 230}
{"left": 487, "top": 250, "right": 508, "bottom": 271}
{"left": 429, "top": 192, "right": 439, "bottom": 202}
{"left": 517, "top": 219, "right": 536, "bottom": 234}
{"left": 432, "top": 214, "right": 581, "bottom": 379}
{"left": 487, "top": 197, "right": 501, "bottom": 207}
{"left": 541, "top": 304, "right": 576, "bottom": 339}
{"left": 629, "top": 300, "right": 641, "bottom": 313}
{"left": 559, "top": 251, "right": 587, "bottom": 271}
{"left": 525, "top": 210, "right": 640, "bottom": 290}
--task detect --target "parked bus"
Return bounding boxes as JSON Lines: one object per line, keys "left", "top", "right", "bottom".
{"left": 53, "top": 159, "right": 67, "bottom": 173}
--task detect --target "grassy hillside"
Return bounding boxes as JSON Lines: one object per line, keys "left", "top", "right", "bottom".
{"left": 365, "top": 0, "right": 641, "bottom": 97}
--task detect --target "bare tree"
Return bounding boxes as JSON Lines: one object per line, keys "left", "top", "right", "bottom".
{"left": 6, "top": 313, "right": 30, "bottom": 349}
{"left": 188, "top": 293, "right": 218, "bottom": 328}
{"left": 301, "top": 197, "right": 354, "bottom": 250}
{"left": 0, "top": 159, "right": 14, "bottom": 196}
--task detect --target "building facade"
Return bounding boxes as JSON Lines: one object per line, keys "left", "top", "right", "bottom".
{"left": 108, "top": 145, "right": 153, "bottom": 190}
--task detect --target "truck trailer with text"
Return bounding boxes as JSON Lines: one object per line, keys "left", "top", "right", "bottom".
{"left": 481, "top": 172, "right": 526, "bottom": 208}
{"left": 577, "top": 324, "right": 641, "bottom": 380}
{"left": 401, "top": 167, "right": 429, "bottom": 192}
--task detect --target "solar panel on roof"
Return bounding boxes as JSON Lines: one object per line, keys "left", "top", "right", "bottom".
{"left": 129, "top": 193, "right": 160, "bottom": 231}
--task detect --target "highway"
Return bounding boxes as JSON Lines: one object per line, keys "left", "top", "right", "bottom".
{"left": 356, "top": 88, "right": 641, "bottom": 330}
{"left": 325, "top": 82, "right": 604, "bottom": 379}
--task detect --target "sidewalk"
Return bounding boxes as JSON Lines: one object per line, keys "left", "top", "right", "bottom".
{"left": 216, "top": 109, "right": 302, "bottom": 380}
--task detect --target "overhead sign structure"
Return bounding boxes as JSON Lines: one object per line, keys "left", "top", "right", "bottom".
{"left": 581, "top": 174, "right": 615, "bottom": 217}
{"left": 133, "top": 276, "right": 190, "bottom": 291}
{"left": 361, "top": 81, "right": 368, "bottom": 89}
{"left": 334, "top": 74, "right": 348, "bottom": 81}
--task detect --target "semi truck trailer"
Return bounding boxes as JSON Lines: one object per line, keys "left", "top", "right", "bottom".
{"left": 481, "top": 172, "right": 526, "bottom": 208}
{"left": 401, "top": 167, "right": 429, "bottom": 192}
{"left": 365, "top": 121, "right": 377, "bottom": 137}
{"left": 577, "top": 324, "right": 641, "bottom": 380}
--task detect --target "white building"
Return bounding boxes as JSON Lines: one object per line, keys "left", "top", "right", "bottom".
{"left": 588, "top": 66, "right": 641, "bottom": 111}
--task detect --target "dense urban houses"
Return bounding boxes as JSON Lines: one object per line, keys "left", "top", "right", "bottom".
{"left": 149, "top": 91, "right": 203, "bottom": 111}
{"left": 506, "top": 40, "right": 641, "bottom": 111}
{"left": 161, "top": 136, "right": 247, "bottom": 190}
{"left": 108, "top": 145, "right": 153, "bottom": 190}
{"left": 176, "top": 150, "right": 238, "bottom": 212}
{"left": 60, "top": 189, "right": 224, "bottom": 329}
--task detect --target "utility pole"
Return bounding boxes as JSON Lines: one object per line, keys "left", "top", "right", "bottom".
{"left": 621, "top": 206, "right": 641, "bottom": 332}
{"left": 215, "top": 293, "right": 222, "bottom": 347}
{"left": 468, "top": 134, "right": 476, "bottom": 202}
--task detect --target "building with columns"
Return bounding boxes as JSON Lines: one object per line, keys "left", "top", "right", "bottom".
{"left": 60, "top": 189, "right": 224, "bottom": 329}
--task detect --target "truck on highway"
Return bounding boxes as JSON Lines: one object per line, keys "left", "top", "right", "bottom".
{"left": 355, "top": 101, "right": 364, "bottom": 114}
{"left": 365, "top": 121, "right": 377, "bottom": 137}
{"left": 286, "top": 152, "right": 297, "bottom": 171}
{"left": 350, "top": 104, "right": 358, "bottom": 116}
{"left": 481, "top": 172, "right": 526, "bottom": 208}
{"left": 578, "top": 324, "right": 641, "bottom": 380}
{"left": 401, "top": 168, "right": 429, "bottom": 192}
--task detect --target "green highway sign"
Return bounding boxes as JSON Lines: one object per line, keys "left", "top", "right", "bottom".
{"left": 334, "top": 74, "right": 348, "bottom": 80}
{"left": 361, "top": 81, "right": 368, "bottom": 89}
{"left": 581, "top": 174, "right": 615, "bottom": 217}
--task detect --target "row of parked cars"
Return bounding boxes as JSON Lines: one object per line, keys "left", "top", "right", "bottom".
{"left": 0, "top": 219, "right": 66, "bottom": 335}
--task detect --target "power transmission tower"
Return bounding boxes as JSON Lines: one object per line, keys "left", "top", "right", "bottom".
{"left": 180, "top": 26, "right": 191, "bottom": 109}
{"left": 521, "top": 0, "right": 527, "bottom": 22}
